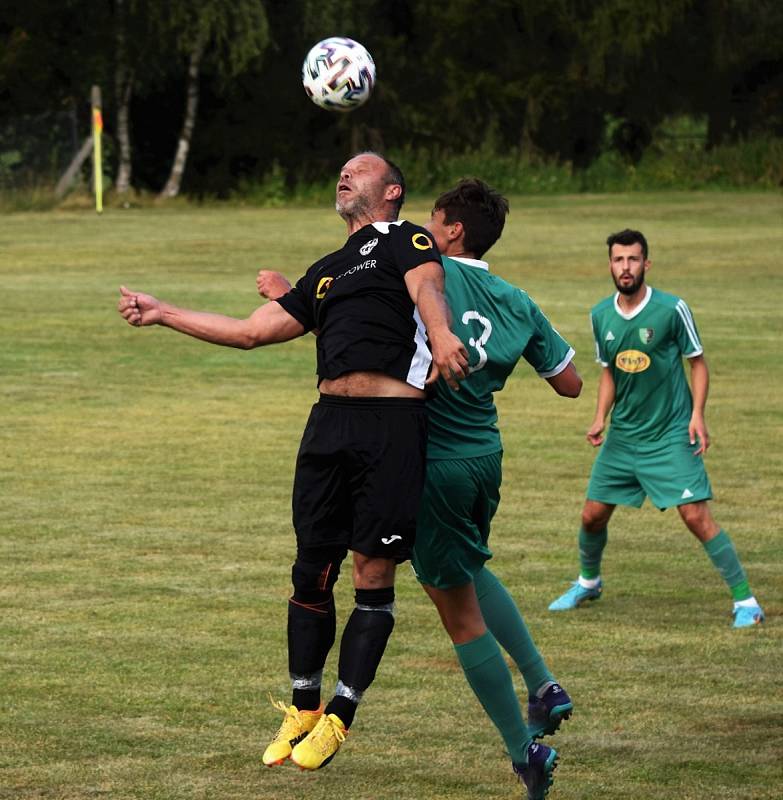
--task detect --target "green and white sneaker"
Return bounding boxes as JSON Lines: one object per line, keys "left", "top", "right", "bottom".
{"left": 548, "top": 579, "right": 602, "bottom": 611}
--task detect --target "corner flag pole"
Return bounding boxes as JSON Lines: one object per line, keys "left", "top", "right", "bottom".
{"left": 91, "top": 85, "right": 103, "bottom": 214}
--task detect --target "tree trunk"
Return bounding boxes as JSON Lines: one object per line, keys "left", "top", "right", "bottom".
{"left": 159, "top": 42, "right": 204, "bottom": 199}
{"left": 114, "top": 0, "right": 133, "bottom": 194}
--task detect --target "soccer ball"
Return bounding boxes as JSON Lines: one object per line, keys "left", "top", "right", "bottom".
{"left": 302, "top": 37, "right": 375, "bottom": 112}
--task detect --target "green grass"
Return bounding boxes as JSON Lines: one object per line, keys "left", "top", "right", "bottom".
{"left": 1, "top": 193, "right": 781, "bottom": 799}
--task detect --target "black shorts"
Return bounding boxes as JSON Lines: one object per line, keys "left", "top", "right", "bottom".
{"left": 292, "top": 394, "right": 427, "bottom": 562}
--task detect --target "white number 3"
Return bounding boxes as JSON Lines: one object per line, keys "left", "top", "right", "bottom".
{"left": 461, "top": 310, "right": 493, "bottom": 374}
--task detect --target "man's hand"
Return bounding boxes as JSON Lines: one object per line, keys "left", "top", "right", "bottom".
{"left": 426, "top": 329, "right": 469, "bottom": 391}
{"left": 257, "top": 270, "right": 292, "bottom": 301}
{"left": 118, "top": 285, "right": 162, "bottom": 327}
{"left": 586, "top": 419, "right": 605, "bottom": 447}
{"left": 689, "top": 413, "right": 710, "bottom": 456}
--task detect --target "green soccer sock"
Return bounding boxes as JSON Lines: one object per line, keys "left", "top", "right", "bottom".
{"left": 475, "top": 567, "right": 554, "bottom": 696}
{"left": 579, "top": 525, "right": 607, "bottom": 579}
{"left": 454, "top": 631, "right": 530, "bottom": 764}
{"left": 703, "top": 529, "right": 752, "bottom": 601}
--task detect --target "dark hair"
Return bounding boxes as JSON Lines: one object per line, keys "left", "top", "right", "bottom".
{"left": 607, "top": 229, "right": 648, "bottom": 260}
{"left": 356, "top": 151, "right": 406, "bottom": 216}
{"left": 432, "top": 178, "right": 509, "bottom": 258}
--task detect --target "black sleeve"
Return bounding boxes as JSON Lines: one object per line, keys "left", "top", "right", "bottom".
{"left": 387, "top": 221, "right": 442, "bottom": 275}
{"left": 275, "top": 273, "right": 315, "bottom": 332}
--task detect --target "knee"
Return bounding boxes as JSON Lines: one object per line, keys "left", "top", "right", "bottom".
{"left": 581, "top": 506, "right": 610, "bottom": 532}
{"left": 353, "top": 554, "right": 396, "bottom": 589}
{"left": 291, "top": 547, "right": 346, "bottom": 604}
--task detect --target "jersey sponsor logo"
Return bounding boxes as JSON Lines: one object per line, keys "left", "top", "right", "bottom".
{"left": 616, "top": 349, "right": 651, "bottom": 373}
{"left": 605, "top": 331, "right": 615, "bottom": 341}
{"left": 411, "top": 232, "right": 434, "bottom": 251}
{"left": 639, "top": 327, "right": 655, "bottom": 344}
{"left": 381, "top": 534, "right": 402, "bottom": 545}
{"left": 335, "top": 258, "right": 377, "bottom": 281}
{"left": 359, "top": 237, "right": 378, "bottom": 255}
{"left": 316, "top": 276, "right": 333, "bottom": 299}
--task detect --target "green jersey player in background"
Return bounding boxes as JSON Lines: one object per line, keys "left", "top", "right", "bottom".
{"left": 415, "top": 180, "right": 582, "bottom": 800}
{"left": 548, "top": 229, "right": 765, "bottom": 628}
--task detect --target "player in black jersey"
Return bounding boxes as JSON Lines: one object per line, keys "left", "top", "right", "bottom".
{"left": 117, "top": 152, "right": 468, "bottom": 771}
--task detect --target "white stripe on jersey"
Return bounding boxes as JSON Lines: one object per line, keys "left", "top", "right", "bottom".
{"left": 538, "top": 347, "right": 576, "bottom": 378}
{"left": 675, "top": 299, "right": 703, "bottom": 355}
{"left": 406, "top": 307, "right": 432, "bottom": 389}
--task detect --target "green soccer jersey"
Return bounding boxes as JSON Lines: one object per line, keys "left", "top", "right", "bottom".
{"left": 426, "top": 256, "right": 575, "bottom": 460}
{"left": 591, "top": 286, "right": 703, "bottom": 441}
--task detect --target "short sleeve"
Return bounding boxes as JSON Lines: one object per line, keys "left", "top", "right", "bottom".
{"left": 386, "top": 221, "right": 442, "bottom": 275}
{"left": 591, "top": 312, "right": 609, "bottom": 366}
{"left": 275, "top": 274, "right": 315, "bottom": 332}
{"left": 521, "top": 294, "right": 575, "bottom": 377}
{"left": 673, "top": 298, "right": 703, "bottom": 357}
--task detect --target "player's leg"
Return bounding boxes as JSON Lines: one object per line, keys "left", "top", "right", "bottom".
{"left": 264, "top": 399, "right": 350, "bottom": 767}
{"left": 548, "top": 500, "right": 615, "bottom": 610}
{"left": 291, "top": 397, "right": 427, "bottom": 769}
{"left": 677, "top": 501, "right": 764, "bottom": 627}
{"left": 641, "top": 436, "right": 764, "bottom": 626}
{"left": 413, "top": 453, "right": 558, "bottom": 791}
{"left": 550, "top": 437, "right": 643, "bottom": 611}
{"left": 474, "top": 567, "right": 573, "bottom": 738}
{"left": 423, "top": 581, "right": 532, "bottom": 764}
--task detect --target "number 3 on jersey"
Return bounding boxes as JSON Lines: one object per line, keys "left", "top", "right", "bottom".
{"left": 461, "top": 310, "right": 492, "bottom": 373}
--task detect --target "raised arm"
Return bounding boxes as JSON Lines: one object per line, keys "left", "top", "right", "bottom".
{"left": 404, "top": 261, "right": 468, "bottom": 390}
{"left": 687, "top": 354, "right": 710, "bottom": 455}
{"left": 117, "top": 285, "right": 305, "bottom": 348}
{"left": 586, "top": 366, "right": 616, "bottom": 447}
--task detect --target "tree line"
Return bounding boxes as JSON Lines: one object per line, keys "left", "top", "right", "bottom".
{"left": 1, "top": 0, "right": 781, "bottom": 197}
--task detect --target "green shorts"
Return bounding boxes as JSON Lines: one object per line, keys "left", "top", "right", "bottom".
{"left": 411, "top": 451, "right": 502, "bottom": 589}
{"left": 587, "top": 433, "right": 713, "bottom": 511}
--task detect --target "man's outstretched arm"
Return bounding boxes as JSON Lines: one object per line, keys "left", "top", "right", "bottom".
{"left": 117, "top": 285, "right": 305, "bottom": 348}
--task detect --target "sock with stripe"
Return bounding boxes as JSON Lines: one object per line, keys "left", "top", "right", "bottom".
{"left": 702, "top": 529, "right": 752, "bottom": 601}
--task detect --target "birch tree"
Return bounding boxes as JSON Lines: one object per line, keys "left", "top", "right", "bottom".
{"left": 158, "top": 0, "right": 269, "bottom": 199}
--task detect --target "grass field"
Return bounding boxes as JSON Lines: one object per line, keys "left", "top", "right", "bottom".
{"left": 1, "top": 193, "right": 781, "bottom": 800}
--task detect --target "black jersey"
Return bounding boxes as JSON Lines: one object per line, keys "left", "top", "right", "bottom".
{"left": 276, "top": 220, "right": 442, "bottom": 388}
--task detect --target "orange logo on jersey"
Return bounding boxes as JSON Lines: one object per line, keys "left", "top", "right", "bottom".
{"left": 411, "top": 232, "right": 433, "bottom": 250}
{"left": 616, "top": 350, "right": 651, "bottom": 373}
{"left": 316, "top": 277, "right": 333, "bottom": 299}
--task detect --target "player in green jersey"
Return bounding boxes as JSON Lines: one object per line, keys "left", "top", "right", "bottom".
{"left": 415, "top": 180, "right": 582, "bottom": 800}
{"left": 548, "top": 229, "right": 765, "bottom": 628}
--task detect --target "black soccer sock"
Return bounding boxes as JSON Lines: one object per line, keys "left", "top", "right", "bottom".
{"left": 287, "top": 594, "right": 336, "bottom": 711}
{"left": 325, "top": 587, "right": 395, "bottom": 728}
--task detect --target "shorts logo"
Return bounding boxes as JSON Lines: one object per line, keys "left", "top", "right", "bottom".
{"left": 381, "top": 534, "right": 402, "bottom": 545}
{"left": 316, "top": 277, "right": 333, "bottom": 299}
{"left": 360, "top": 237, "right": 378, "bottom": 255}
{"left": 411, "top": 232, "right": 433, "bottom": 251}
{"left": 639, "top": 327, "right": 655, "bottom": 344}
{"left": 616, "top": 349, "right": 651, "bottom": 373}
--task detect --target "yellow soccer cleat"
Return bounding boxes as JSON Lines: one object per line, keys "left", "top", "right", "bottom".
{"left": 262, "top": 698, "right": 323, "bottom": 767}
{"left": 290, "top": 712, "right": 347, "bottom": 770}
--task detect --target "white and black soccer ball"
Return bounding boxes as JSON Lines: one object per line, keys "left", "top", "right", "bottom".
{"left": 302, "top": 37, "right": 375, "bottom": 112}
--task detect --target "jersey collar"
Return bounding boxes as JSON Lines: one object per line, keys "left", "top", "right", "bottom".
{"left": 450, "top": 255, "right": 489, "bottom": 271}
{"left": 613, "top": 284, "right": 652, "bottom": 320}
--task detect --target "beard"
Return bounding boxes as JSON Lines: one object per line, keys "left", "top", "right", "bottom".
{"left": 614, "top": 271, "right": 645, "bottom": 295}
{"left": 335, "top": 191, "right": 372, "bottom": 220}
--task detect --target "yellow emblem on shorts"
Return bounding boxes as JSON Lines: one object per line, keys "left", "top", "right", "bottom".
{"left": 411, "top": 232, "right": 433, "bottom": 250}
{"left": 616, "top": 349, "right": 651, "bottom": 373}
{"left": 316, "top": 277, "right": 333, "bottom": 299}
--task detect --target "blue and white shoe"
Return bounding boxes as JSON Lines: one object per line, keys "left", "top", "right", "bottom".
{"left": 732, "top": 604, "right": 765, "bottom": 628}
{"left": 528, "top": 683, "right": 573, "bottom": 739}
{"left": 512, "top": 742, "right": 558, "bottom": 800}
{"left": 548, "top": 579, "right": 602, "bottom": 611}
